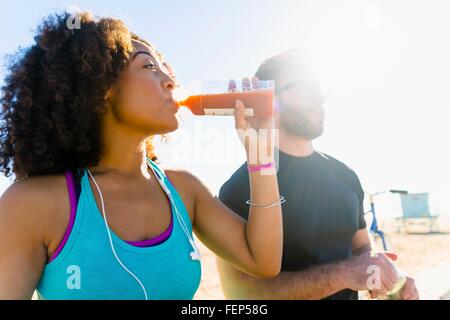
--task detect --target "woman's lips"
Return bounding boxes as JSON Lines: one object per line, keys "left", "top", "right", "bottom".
{"left": 166, "top": 99, "right": 179, "bottom": 111}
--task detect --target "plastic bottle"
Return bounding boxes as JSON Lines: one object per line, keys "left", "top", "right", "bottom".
{"left": 176, "top": 79, "right": 275, "bottom": 118}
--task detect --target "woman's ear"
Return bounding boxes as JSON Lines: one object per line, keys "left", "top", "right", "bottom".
{"left": 104, "top": 86, "right": 113, "bottom": 101}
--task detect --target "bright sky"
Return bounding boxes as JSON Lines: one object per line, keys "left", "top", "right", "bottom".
{"left": 1, "top": 0, "right": 449, "bottom": 216}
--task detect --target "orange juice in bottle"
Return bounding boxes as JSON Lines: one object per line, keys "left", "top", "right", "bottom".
{"left": 176, "top": 79, "right": 275, "bottom": 118}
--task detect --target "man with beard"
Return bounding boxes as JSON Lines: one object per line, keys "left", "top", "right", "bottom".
{"left": 216, "top": 49, "right": 418, "bottom": 300}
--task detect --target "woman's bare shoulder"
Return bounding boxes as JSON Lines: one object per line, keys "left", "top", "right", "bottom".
{"left": 163, "top": 167, "right": 213, "bottom": 196}
{"left": 0, "top": 174, "right": 69, "bottom": 246}
{"left": 162, "top": 167, "right": 210, "bottom": 223}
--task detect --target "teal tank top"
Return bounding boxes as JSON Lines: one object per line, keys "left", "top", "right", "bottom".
{"left": 36, "top": 160, "right": 201, "bottom": 299}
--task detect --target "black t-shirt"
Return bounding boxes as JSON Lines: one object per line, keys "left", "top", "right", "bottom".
{"left": 218, "top": 150, "right": 366, "bottom": 300}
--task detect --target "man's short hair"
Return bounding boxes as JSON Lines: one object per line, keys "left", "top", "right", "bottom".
{"left": 255, "top": 48, "right": 309, "bottom": 91}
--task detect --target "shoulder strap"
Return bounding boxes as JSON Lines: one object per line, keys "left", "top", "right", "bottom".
{"left": 71, "top": 168, "right": 82, "bottom": 203}
{"left": 147, "top": 158, "right": 166, "bottom": 180}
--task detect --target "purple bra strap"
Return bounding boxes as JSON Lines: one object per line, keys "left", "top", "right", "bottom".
{"left": 48, "top": 171, "right": 77, "bottom": 263}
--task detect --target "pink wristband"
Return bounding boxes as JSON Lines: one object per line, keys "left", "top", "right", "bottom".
{"left": 247, "top": 162, "right": 275, "bottom": 172}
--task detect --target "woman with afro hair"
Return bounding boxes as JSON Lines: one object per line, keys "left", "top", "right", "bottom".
{"left": 0, "top": 11, "right": 282, "bottom": 299}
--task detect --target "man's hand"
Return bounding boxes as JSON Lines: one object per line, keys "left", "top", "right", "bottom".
{"left": 335, "top": 251, "right": 400, "bottom": 296}
{"left": 369, "top": 275, "right": 419, "bottom": 300}
{"left": 400, "top": 276, "right": 419, "bottom": 300}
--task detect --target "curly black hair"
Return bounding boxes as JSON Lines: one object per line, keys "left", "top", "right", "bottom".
{"left": 0, "top": 11, "right": 158, "bottom": 182}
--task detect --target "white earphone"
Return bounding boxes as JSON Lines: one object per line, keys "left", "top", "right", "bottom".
{"left": 155, "top": 169, "right": 202, "bottom": 262}
{"left": 86, "top": 160, "right": 201, "bottom": 300}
